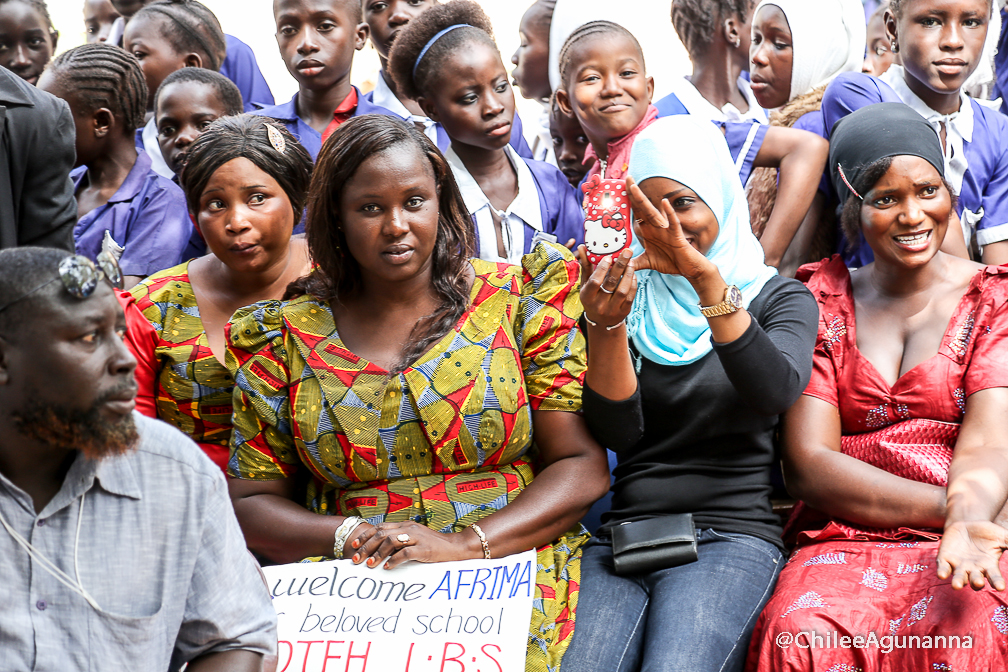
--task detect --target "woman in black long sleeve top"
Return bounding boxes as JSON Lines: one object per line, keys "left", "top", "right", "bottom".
{"left": 560, "top": 117, "right": 819, "bottom": 672}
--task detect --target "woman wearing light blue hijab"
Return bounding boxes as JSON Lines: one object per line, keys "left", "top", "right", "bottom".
{"left": 562, "top": 116, "right": 819, "bottom": 672}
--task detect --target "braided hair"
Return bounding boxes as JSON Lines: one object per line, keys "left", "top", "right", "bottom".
{"left": 387, "top": 0, "right": 497, "bottom": 101}
{"left": 557, "top": 20, "right": 644, "bottom": 91}
{"left": 48, "top": 43, "right": 148, "bottom": 133}
{"left": 671, "top": 0, "right": 753, "bottom": 59}
{"left": 132, "top": 0, "right": 226, "bottom": 71}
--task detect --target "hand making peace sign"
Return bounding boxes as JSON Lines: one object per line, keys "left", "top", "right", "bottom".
{"left": 625, "top": 175, "right": 718, "bottom": 282}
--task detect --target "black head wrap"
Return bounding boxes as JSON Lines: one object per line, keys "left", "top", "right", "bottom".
{"left": 828, "top": 102, "right": 945, "bottom": 204}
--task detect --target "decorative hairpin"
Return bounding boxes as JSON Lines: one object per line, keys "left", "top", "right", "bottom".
{"left": 837, "top": 163, "right": 862, "bottom": 200}
{"left": 265, "top": 123, "right": 286, "bottom": 154}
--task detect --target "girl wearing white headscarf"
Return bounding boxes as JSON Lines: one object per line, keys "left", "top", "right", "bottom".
{"left": 746, "top": 0, "right": 866, "bottom": 277}
{"left": 562, "top": 115, "right": 818, "bottom": 672}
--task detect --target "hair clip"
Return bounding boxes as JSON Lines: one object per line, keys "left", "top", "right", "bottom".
{"left": 265, "top": 123, "right": 286, "bottom": 154}
{"left": 837, "top": 163, "right": 862, "bottom": 200}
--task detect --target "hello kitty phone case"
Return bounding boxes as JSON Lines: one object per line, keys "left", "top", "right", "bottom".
{"left": 581, "top": 174, "right": 632, "bottom": 266}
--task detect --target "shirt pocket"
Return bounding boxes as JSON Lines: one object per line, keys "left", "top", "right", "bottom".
{"left": 88, "top": 603, "right": 168, "bottom": 671}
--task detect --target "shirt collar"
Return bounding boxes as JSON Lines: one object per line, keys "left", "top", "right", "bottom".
{"left": 445, "top": 144, "right": 543, "bottom": 231}
{"left": 1, "top": 446, "right": 141, "bottom": 520}
{"left": 671, "top": 76, "right": 724, "bottom": 121}
{"left": 92, "top": 451, "right": 142, "bottom": 500}
{"left": 881, "top": 65, "right": 974, "bottom": 142}
{"left": 72, "top": 151, "right": 154, "bottom": 204}
{"left": 371, "top": 72, "right": 412, "bottom": 119}
{"left": 332, "top": 86, "right": 358, "bottom": 116}
{"left": 369, "top": 72, "right": 438, "bottom": 133}
{"left": 670, "top": 76, "right": 767, "bottom": 124}
{"left": 268, "top": 94, "right": 301, "bottom": 123}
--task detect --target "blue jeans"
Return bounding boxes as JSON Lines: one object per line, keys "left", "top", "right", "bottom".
{"left": 562, "top": 529, "right": 783, "bottom": 672}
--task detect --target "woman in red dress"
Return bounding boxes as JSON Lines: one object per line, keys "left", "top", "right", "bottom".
{"left": 746, "top": 103, "right": 1008, "bottom": 671}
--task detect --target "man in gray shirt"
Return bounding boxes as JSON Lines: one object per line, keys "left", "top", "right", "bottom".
{"left": 0, "top": 246, "right": 276, "bottom": 670}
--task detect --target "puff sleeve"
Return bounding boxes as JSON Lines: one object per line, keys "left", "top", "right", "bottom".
{"left": 225, "top": 301, "right": 299, "bottom": 480}
{"left": 963, "top": 269, "right": 1008, "bottom": 396}
{"left": 515, "top": 242, "right": 587, "bottom": 412}
{"left": 118, "top": 289, "right": 159, "bottom": 418}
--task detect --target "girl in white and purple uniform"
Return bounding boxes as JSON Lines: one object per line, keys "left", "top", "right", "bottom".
{"left": 822, "top": 0, "right": 1008, "bottom": 267}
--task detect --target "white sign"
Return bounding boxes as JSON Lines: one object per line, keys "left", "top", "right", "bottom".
{"left": 263, "top": 550, "right": 537, "bottom": 672}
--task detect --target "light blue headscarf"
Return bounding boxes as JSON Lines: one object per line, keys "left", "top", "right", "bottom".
{"left": 626, "top": 116, "right": 777, "bottom": 366}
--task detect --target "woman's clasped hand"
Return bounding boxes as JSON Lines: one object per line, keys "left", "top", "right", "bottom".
{"left": 348, "top": 521, "right": 484, "bottom": 570}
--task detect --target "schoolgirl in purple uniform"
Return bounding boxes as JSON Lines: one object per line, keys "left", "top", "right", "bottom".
{"left": 388, "top": 0, "right": 583, "bottom": 264}
{"left": 361, "top": 0, "right": 534, "bottom": 159}
{"left": 38, "top": 44, "right": 197, "bottom": 289}
{"left": 822, "top": 0, "right": 1008, "bottom": 267}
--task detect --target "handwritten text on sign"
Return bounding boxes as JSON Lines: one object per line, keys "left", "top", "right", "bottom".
{"left": 262, "top": 550, "right": 536, "bottom": 672}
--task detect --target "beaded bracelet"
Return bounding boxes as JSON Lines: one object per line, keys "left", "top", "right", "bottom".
{"left": 333, "top": 516, "right": 364, "bottom": 558}
{"left": 469, "top": 523, "right": 491, "bottom": 560}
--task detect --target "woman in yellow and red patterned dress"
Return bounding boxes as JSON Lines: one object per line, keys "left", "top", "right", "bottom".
{"left": 225, "top": 115, "right": 611, "bottom": 670}
{"left": 123, "top": 115, "right": 312, "bottom": 470}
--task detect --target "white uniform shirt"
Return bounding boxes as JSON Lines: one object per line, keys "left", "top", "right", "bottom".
{"left": 669, "top": 75, "right": 768, "bottom": 124}
{"left": 446, "top": 144, "right": 546, "bottom": 265}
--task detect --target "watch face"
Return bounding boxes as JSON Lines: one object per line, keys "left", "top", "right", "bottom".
{"left": 728, "top": 286, "right": 743, "bottom": 309}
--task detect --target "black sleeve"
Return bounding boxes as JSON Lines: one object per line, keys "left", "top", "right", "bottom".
{"left": 712, "top": 278, "right": 819, "bottom": 416}
{"left": 582, "top": 379, "right": 644, "bottom": 453}
{"left": 15, "top": 93, "right": 76, "bottom": 251}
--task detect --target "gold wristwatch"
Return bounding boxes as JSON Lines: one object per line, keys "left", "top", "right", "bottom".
{"left": 699, "top": 285, "right": 743, "bottom": 318}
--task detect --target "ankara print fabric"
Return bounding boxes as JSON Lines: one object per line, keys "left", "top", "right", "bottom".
{"left": 225, "top": 243, "right": 589, "bottom": 671}
{"left": 128, "top": 262, "right": 233, "bottom": 470}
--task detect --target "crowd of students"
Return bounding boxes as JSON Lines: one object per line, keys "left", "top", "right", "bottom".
{"left": 2, "top": 0, "right": 1008, "bottom": 670}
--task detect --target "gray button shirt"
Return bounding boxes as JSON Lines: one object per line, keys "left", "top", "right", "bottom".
{"left": 0, "top": 413, "right": 277, "bottom": 670}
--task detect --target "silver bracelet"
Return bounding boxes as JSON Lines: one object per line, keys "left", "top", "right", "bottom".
{"left": 584, "top": 315, "right": 626, "bottom": 331}
{"left": 333, "top": 516, "right": 364, "bottom": 558}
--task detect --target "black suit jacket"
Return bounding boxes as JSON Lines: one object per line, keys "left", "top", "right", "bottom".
{"left": 0, "top": 66, "right": 76, "bottom": 251}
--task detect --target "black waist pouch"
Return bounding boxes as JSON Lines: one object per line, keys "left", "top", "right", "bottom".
{"left": 611, "top": 514, "right": 698, "bottom": 576}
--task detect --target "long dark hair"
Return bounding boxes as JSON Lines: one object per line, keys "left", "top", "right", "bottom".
{"left": 288, "top": 115, "right": 476, "bottom": 374}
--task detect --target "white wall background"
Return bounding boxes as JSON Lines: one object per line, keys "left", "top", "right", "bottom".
{"left": 44, "top": 0, "right": 692, "bottom": 140}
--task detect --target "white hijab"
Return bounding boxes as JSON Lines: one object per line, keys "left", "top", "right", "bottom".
{"left": 753, "top": 0, "right": 866, "bottom": 102}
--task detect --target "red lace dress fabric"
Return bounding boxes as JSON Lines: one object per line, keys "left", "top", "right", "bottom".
{"left": 747, "top": 256, "right": 1008, "bottom": 672}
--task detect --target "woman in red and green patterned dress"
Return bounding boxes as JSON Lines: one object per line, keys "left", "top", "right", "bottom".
{"left": 225, "top": 115, "right": 610, "bottom": 670}
{"left": 123, "top": 114, "right": 313, "bottom": 470}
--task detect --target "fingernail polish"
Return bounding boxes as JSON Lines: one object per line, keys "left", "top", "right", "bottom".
{"left": 352, "top": 554, "right": 359, "bottom": 562}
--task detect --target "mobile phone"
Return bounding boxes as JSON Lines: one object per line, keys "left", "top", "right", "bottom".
{"left": 582, "top": 174, "right": 633, "bottom": 266}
